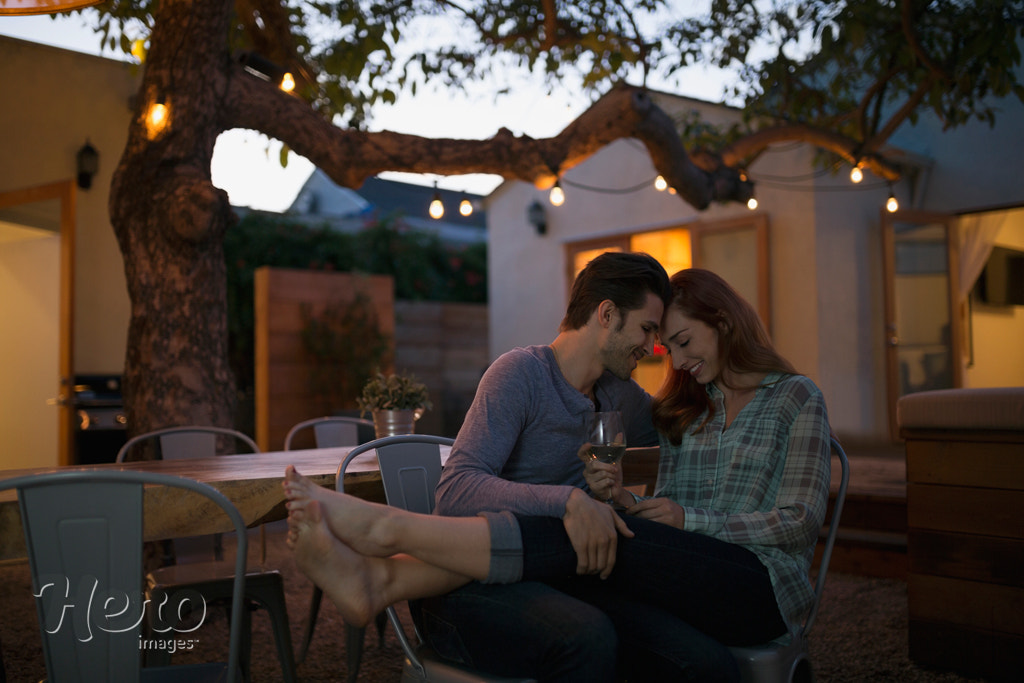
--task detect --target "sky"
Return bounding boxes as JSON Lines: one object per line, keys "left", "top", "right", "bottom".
{"left": 0, "top": 9, "right": 727, "bottom": 212}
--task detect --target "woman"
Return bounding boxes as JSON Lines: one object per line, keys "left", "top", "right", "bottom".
{"left": 284, "top": 268, "right": 831, "bottom": 652}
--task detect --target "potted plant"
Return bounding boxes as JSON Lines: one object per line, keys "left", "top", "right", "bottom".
{"left": 357, "top": 370, "right": 433, "bottom": 437}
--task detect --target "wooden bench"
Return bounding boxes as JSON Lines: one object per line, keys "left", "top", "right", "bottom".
{"left": 897, "top": 387, "right": 1024, "bottom": 681}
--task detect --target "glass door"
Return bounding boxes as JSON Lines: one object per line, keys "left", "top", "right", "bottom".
{"left": 882, "top": 210, "right": 962, "bottom": 439}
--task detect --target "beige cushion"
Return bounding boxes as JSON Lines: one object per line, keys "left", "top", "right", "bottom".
{"left": 897, "top": 387, "right": 1024, "bottom": 431}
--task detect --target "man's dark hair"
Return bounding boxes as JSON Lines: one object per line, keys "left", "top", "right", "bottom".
{"left": 559, "top": 252, "right": 671, "bottom": 331}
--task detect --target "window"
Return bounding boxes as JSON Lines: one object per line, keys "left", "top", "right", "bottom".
{"left": 566, "top": 215, "right": 770, "bottom": 395}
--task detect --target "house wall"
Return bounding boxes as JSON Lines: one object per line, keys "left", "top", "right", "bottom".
{"left": 487, "top": 88, "right": 1024, "bottom": 444}
{"left": 0, "top": 36, "right": 137, "bottom": 374}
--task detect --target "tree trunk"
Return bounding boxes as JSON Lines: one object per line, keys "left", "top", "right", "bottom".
{"left": 110, "top": 0, "right": 237, "bottom": 440}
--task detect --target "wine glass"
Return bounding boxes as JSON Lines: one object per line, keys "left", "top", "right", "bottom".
{"left": 588, "top": 411, "right": 626, "bottom": 464}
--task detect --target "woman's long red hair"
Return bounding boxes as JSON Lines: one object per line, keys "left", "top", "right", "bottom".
{"left": 652, "top": 269, "right": 798, "bottom": 444}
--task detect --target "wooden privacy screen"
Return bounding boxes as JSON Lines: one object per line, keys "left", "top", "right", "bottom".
{"left": 255, "top": 267, "right": 395, "bottom": 451}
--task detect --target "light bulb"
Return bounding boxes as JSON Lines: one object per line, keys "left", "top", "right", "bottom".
{"left": 280, "top": 73, "right": 295, "bottom": 92}
{"left": 145, "top": 97, "right": 169, "bottom": 139}
{"left": 654, "top": 175, "right": 668, "bottom": 191}
{"left": 747, "top": 197, "right": 758, "bottom": 210}
{"left": 429, "top": 196, "right": 444, "bottom": 219}
{"left": 850, "top": 166, "right": 863, "bottom": 183}
{"left": 549, "top": 182, "right": 565, "bottom": 206}
{"left": 886, "top": 195, "right": 899, "bottom": 213}
{"left": 459, "top": 198, "right": 473, "bottom": 216}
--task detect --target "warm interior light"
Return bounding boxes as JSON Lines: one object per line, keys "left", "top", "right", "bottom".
{"left": 280, "top": 73, "right": 295, "bottom": 92}
{"left": 459, "top": 198, "right": 473, "bottom": 217}
{"left": 654, "top": 175, "right": 668, "bottom": 191}
{"left": 747, "top": 197, "right": 758, "bottom": 210}
{"left": 549, "top": 181, "right": 565, "bottom": 206}
{"left": 850, "top": 166, "right": 863, "bottom": 184}
{"left": 886, "top": 194, "right": 899, "bottom": 213}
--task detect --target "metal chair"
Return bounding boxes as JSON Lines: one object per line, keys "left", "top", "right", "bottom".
{"left": 283, "top": 415, "right": 374, "bottom": 452}
{"left": 117, "top": 426, "right": 297, "bottom": 682}
{"left": 0, "top": 470, "right": 247, "bottom": 683}
{"left": 728, "top": 436, "right": 851, "bottom": 683}
{"left": 360, "top": 435, "right": 536, "bottom": 683}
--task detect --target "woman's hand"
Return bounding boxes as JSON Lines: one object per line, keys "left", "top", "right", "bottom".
{"left": 629, "top": 498, "right": 685, "bottom": 529}
{"left": 577, "top": 442, "right": 628, "bottom": 508}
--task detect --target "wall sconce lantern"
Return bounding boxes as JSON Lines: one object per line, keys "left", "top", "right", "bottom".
{"left": 527, "top": 200, "right": 547, "bottom": 235}
{"left": 76, "top": 140, "right": 99, "bottom": 190}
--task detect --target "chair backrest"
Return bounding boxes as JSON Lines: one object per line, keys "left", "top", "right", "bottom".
{"left": 284, "top": 416, "right": 374, "bottom": 451}
{"left": 802, "top": 436, "right": 850, "bottom": 636}
{"left": 336, "top": 435, "right": 454, "bottom": 515}
{"left": 0, "top": 470, "right": 247, "bottom": 683}
{"left": 116, "top": 426, "right": 260, "bottom": 462}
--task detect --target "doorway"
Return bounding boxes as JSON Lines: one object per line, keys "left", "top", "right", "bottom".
{"left": 0, "top": 181, "right": 76, "bottom": 469}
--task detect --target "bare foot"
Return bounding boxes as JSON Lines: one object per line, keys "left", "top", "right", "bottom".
{"left": 283, "top": 465, "right": 400, "bottom": 556}
{"left": 287, "top": 499, "right": 383, "bottom": 628}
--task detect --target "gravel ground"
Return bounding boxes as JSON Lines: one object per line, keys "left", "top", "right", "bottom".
{"left": 0, "top": 526, "right": 987, "bottom": 683}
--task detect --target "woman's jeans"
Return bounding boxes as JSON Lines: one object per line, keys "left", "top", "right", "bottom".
{"left": 418, "top": 513, "right": 786, "bottom": 682}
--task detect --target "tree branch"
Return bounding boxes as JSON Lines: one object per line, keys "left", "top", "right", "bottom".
{"left": 221, "top": 78, "right": 752, "bottom": 209}
{"left": 721, "top": 123, "right": 901, "bottom": 180}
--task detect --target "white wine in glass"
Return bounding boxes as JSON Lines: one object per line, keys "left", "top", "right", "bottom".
{"left": 589, "top": 411, "right": 626, "bottom": 464}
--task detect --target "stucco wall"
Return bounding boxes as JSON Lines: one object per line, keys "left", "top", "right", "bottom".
{"left": 0, "top": 36, "right": 137, "bottom": 374}
{"left": 487, "top": 87, "right": 1024, "bottom": 444}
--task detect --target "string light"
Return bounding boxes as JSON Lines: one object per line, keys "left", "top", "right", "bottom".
{"left": 280, "top": 73, "right": 296, "bottom": 93}
{"left": 886, "top": 191, "right": 899, "bottom": 213}
{"left": 850, "top": 165, "right": 863, "bottom": 183}
{"left": 654, "top": 175, "right": 668, "bottom": 191}
{"left": 747, "top": 197, "right": 758, "bottom": 210}
{"left": 459, "top": 197, "right": 474, "bottom": 217}
{"left": 145, "top": 94, "right": 169, "bottom": 139}
{"left": 549, "top": 180, "right": 565, "bottom": 206}
{"left": 429, "top": 183, "right": 444, "bottom": 219}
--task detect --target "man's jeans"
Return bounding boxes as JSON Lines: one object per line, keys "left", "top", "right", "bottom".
{"left": 418, "top": 514, "right": 784, "bottom": 681}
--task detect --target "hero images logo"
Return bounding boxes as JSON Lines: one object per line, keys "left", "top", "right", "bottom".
{"left": 34, "top": 574, "right": 207, "bottom": 642}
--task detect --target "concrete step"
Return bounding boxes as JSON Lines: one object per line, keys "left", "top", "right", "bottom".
{"left": 825, "top": 491, "right": 908, "bottom": 579}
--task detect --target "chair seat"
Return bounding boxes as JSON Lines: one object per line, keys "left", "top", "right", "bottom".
{"left": 730, "top": 635, "right": 810, "bottom": 683}
{"left": 146, "top": 565, "right": 296, "bottom": 682}
{"left": 149, "top": 560, "right": 282, "bottom": 585}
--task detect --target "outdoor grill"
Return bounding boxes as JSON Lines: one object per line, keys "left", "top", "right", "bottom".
{"left": 73, "top": 374, "right": 127, "bottom": 464}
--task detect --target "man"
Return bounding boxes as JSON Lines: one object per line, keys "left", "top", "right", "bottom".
{"left": 418, "top": 252, "right": 734, "bottom": 681}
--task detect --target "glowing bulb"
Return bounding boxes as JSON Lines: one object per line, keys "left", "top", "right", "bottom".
{"left": 850, "top": 166, "right": 863, "bottom": 183}
{"left": 747, "top": 197, "right": 758, "bottom": 210}
{"left": 459, "top": 198, "right": 473, "bottom": 216}
{"left": 145, "top": 97, "right": 169, "bottom": 138}
{"left": 654, "top": 175, "right": 668, "bottom": 191}
{"left": 886, "top": 194, "right": 899, "bottom": 213}
{"left": 131, "top": 39, "right": 147, "bottom": 63}
{"left": 280, "top": 72, "right": 295, "bottom": 92}
{"left": 148, "top": 102, "right": 167, "bottom": 128}
{"left": 429, "top": 196, "right": 444, "bottom": 219}
{"left": 549, "top": 182, "right": 565, "bottom": 206}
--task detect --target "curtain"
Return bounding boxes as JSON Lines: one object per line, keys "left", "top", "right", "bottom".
{"left": 958, "top": 211, "right": 1007, "bottom": 299}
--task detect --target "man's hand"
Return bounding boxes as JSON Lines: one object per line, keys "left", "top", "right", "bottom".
{"left": 628, "top": 497, "right": 685, "bottom": 529}
{"left": 562, "top": 488, "right": 634, "bottom": 579}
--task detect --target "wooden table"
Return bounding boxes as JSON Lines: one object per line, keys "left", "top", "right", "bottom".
{"left": 0, "top": 446, "right": 446, "bottom": 562}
